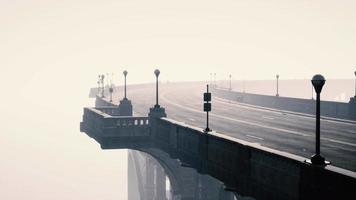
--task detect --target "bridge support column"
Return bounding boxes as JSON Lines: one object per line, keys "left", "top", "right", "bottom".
{"left": 149, "top": 107, "right": 167, "bottom": 138}
{"left": 144, "top": 157, "right": 156, "bottom": 200}
{"left": 154, "top": 163, "right": 167, "bottom": 200}
{"left": 118, "top": 99, "right": 133, "bottom": 116}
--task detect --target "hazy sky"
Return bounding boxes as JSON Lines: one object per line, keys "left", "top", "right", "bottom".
{"left": 0, "top": 2, "right": 355, "bottom": 199}
{"left": 1, "top": 0, "right": 356, "bottom": 99}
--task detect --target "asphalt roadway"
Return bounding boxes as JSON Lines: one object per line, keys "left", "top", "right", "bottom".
{"left": 112, "top": 82, "right": 356, "bottom": 171}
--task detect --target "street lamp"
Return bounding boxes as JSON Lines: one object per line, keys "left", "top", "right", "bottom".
{"left": 309, "top": 74, "right": 330, "bottom": 166}
{"left": 154, "top": 69, "right": 160, "bottom": 108}
{"left": 276, "top": 74, "right": 279, "bottom": 97}
{"left": 243, "top": 80, "right": 245, "bottom": 93}
{"left": 354, "top": 70, "right": 356, "bottom": 97}
{"left": 123, "top": 70, "right": 128, "bottom": 100}
{"left": 229, "top": 74, "right": 232, "bottom": 91}
{"left": 97, "top": 75, "right": 100, "bottom": 96}
{"left": 109, "top": 85, "right": 113, "bottom": 102}
{"left": 101, "top": 74, "right": 105, "bottom": 98}
{"left": 214, "top": 73, "right": 216, "bottom": 88}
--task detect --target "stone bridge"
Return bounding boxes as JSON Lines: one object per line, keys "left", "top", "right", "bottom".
{"left": 80, "top": 93, "right": 356, "bottom": 200}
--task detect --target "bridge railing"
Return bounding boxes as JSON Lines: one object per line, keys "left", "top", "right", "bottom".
{"left": 96, "top": 106, "right": 120, "bottom": 116}
{"left": 81, "top": 107, "right": 149, "bottom": 137}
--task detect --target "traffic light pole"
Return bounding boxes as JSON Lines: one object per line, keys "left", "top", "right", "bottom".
{"left": 204, "top": 84, "right": 212, "bottom": 132}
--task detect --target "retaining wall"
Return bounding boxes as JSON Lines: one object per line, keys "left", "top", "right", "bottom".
{"left": 212, "top": 88, "right": 356, "bottom": 120}
{"left": 153, "top": 117, "right": 356, "bottom": 200}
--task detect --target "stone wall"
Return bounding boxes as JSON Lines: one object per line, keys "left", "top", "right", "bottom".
{"left": 153, "top": 117, "right": 356, "bottom": 200}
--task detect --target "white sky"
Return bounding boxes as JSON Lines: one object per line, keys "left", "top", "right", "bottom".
{"left": 0, "top": 0, "right": 355, "bottom": 98}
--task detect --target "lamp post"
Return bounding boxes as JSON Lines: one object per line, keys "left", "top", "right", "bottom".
{"left": 154, "top": 69, "right": 160, "bottom": 108}
{"left": 109, "top": 85, "right": 113, "bottom": 102}
{"left": 123, "top": 70, "right": 128, "bottom": 100}
{"left": 276, "top": 74, "right": 279, "bottom": 97}
{"left": 214, "top": 73, "right": 216, "bottom": 88}
{"left": 354, "top": 70, "right": 356, "bottom": 97}
{"left": 101, "top": 74, "right": 105, "bottom": 98}
{"left": 310, "top": 74, "right": 329, "bottom": 166}
{"left": 243, "top": 80, "right": 245, "bottom": 93}
{"left": 229, "top": 74, "right": 232, "bottom": 91}
{"left": 97, "top": 75, "right": 100, "bottom": 95}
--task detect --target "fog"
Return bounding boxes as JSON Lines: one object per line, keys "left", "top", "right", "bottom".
{"left": 0, "top": 0, "right": 355, "bottom": 199}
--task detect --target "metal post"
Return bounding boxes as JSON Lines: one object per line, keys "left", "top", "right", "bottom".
{"left": 309, "top": 74, "right": 329, "bottom": 166}
{"left": 156, "top": 76, "right": 158, "bottom": 106}
{"left": 101, "top": 75, "right": 105, "bottom": 98}
{"left": 243, "top": 80, "right": 245, "bottom": 93}
{"left": 125, "top": 75, "right": 127, "bottom": 99}
{"left": 214, "top": 73, "right": 216, "bottom": 87}
{"left": 206, "top": 85, "right": 209, "bottom": 131}
{"left": 229, "top": 74, "right": 232, "bottom": 91}
{"left": 154, "top": 69, "right": 160, "bottom": 108}
{"left": 315, "top": 92, "right": 320, "bottom": 155}
{"left": 97, "top": 79, "right": 100, "bottom": 95}
{"left": 204, "top": 84, "right": 211, "bottom": 132}
{"left": 354, "top": 70, "right": 356, "bottom": 97}
{"left": 276, "top": 74, "right": 279, "bottom": 97}
{"left": 123, "top": 70, "right": 128, "bottom": 100}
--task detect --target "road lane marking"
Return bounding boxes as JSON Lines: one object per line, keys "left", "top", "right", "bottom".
{"left": 321, "top": 137, "right": 356, "bottom": 148}
{"left": 246, "top": 134, "right": 264, "bottom": 140}
{"left": 161, "top": 93, "right": 356, "bottom": 148}
{"left": 161, "top": 94, "right": 309, "bottom": 137}
{"left": 262, "top": 116, "right": 275, "bottom": 120}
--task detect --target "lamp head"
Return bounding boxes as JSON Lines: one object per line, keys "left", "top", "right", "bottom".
{"left": 123, "top": 70, "right": 128, "bottom": 76}
{"left": 154, "top": 69, "right": 160, "bottom": 77}
{"left": 311, "top": 74, "right": 326, "bottom": 93}
{"left": 276, "top": 74, "right": 279, "bottom": 79}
